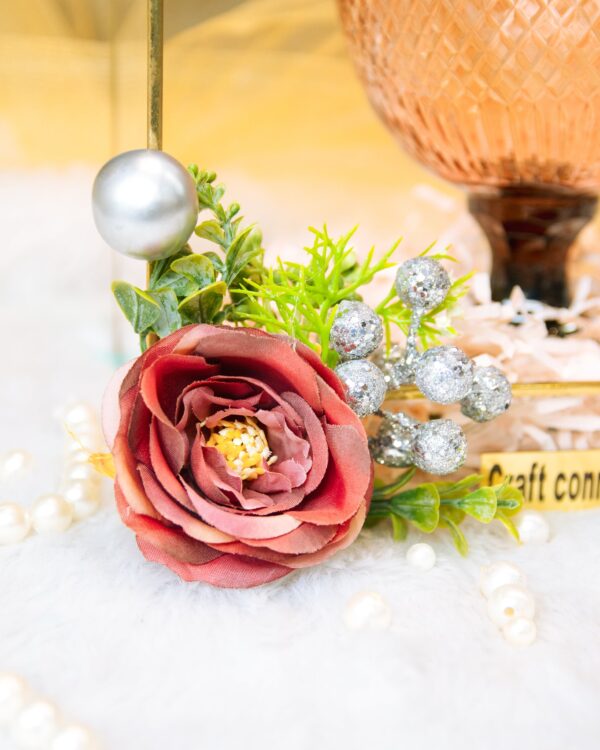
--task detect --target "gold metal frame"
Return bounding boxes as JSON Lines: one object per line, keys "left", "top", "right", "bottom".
{"left": 147, "top": 0, "right": 163, "bottom": 152}
{"left": 144, "top": 0, "right": 600, "bottom": 401}
{"left": 389, "top": 381, "right": 600, "bottom": 400}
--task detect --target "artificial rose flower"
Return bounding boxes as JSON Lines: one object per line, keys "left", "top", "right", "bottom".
{"left": 102, "top": 325, "right": 373, "bottom": 588}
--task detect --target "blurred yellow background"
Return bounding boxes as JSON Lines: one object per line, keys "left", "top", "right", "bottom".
{"left": 0, "top": 0, "right": 446, "bottom": 186}
{"left": 2, "top": 0, "right": 480, "bottom": 270}
{"left": 5, "top": 0, "right": 600, "bottom": 284}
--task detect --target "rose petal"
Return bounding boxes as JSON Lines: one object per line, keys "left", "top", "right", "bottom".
{"left": 254, "top": 409, "right": 311, "bottom": 469}
{"left": 281, "top": 392, "right": 328, "bottom": 494}
{"left": 289, "top": 424, "right": 372, "bottom": 525}
{"left": 179, "top": 326, "right": 323, "bottom": 411}
{"left": 102, "top": 359, "right": 135, "bottom": 450}
{"left": 137, "top": 540, "right": 292, "bottom": 587}
{"left": 140, "top": 354, "right": 219, "bottom": 425}
{"left": 137, "top": 464, "right": 233, "bottom": 544}
{"left": 149, "top": 419, "right": 193, "bottom": 508}
{"left": 182, "top": 478, "right": 302, "bottom": 539}
{"left": 115, "top": 483, "right": 222, "bottom": 564}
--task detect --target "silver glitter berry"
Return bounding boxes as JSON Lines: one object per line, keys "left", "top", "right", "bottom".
{"left": 415, "top": 345, "right": 474, "bottom": 404}
{"left": 335, "top": 359, "right": 387, "bottom": 417}
{"left": 460, "top": 365, "right": 512, "bottom": 422}
{"left": 411, "top": 419, "right": 467, "bottom": 476}
{"left": 395, "top": 257, "right": 451, "bottom": 312}
{"left": 369, "top": 411, "right": 417, "bottom": 467}
{"left": 330, "top": 301, "right": 384, "bottom": 360}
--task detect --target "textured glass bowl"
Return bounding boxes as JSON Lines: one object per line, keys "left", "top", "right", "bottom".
{"left": 338, "top": 0, "right": 600, "bottom": 305}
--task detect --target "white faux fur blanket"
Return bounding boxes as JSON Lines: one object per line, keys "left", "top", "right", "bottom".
{"left": 2, "top": 170, "right": 600, "bottom": 750}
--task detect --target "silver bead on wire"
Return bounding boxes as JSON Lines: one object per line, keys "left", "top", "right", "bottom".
{"left": 411, "top": 419, "right": 467, "bottom": 475}
{"left": 369, "top": 411, "right": 417, "bottom": 468}
{"left": 395, "top": 257, "right": 451, "bottom": 313}
{"left": 330, "top": 301, "right": 384, "bottom": 360}
{"left": 415, "top": 345, "right": 474, "bottom": 404}
{"left": 335, "top": 359, "right": 387, "bottom": 417}
{"left": 461, "top": 365, "right": 512, "bottom": 422}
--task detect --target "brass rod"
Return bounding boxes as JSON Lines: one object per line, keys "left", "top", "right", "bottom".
{"left": 145, "top": 0, "right": 163, "bottom": 335}
{"left": 147, "top": 0, "right": 163, "bottom": 152}
{"left": 388, "top": 381, "right": 600, "bottom": 400}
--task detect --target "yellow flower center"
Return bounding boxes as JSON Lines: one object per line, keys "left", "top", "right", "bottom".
{"left": 206, "top": 417, "right": 274, "bottom": 481}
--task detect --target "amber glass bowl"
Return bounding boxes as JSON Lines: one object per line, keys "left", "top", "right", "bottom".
{"left": 338, "top": 0, "right": 600, "bottom": 306}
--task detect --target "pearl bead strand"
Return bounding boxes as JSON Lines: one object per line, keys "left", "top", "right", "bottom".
{"left": 0, "top": 403, "right": 105, "bottom": 547}
{"left": 0, "top": 672, "right": 101, "bottom": 749}
{"left": 479, "top": 561, "right": 538, "bottom": 646}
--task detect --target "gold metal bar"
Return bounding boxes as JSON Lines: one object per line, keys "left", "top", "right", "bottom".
{"left": 147, "top": 0, "right": 163, "bottom": 152}
{"left": 388, "top": 381, "right": 600, "bottom": 400}
{"left": 145, "top": 0, "right": 163, "bottom": 345}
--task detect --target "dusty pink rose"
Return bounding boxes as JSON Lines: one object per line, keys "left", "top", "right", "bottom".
{"left": 103, "top": 325, "right": 373, "bottom": 588}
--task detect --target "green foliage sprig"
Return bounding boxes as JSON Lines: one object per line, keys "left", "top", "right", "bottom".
{"left": 366, "top": 471, "right": 523, "bottom": 555}
{"left": 112, "top": 167, "right": 264, "bottom": 351}
{"left": 237, "top": 230, "right": 470, "bottom": 367}
{"left": 112, "top": 166, "right": 470, "bottom": 359}
{"left": 237, "top": 226, "right": 397, "bottom": 367}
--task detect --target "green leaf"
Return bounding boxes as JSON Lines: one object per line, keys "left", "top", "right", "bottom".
{"left": 390, "top": 514, "right": 408, "bottom": 541}
{"left": 372, "top": 467, "right": 416, "bottom": 499}
{"left": 390, "top": 484, "right": 440, "bottom": 532}
{"left": 439, "top": 507, "right": 469, "bottom": 556}
{"left": 202, "top": 251, "right": 226, "bottom": 275}
{"left": 146, "top": 288, "right": 182, "bottom": 338}
{"left": 148, "top": 246, "right": 192, "bottom": 289}
{"left": 494, "top": 482, "right": 523, "bottom": 513}
{"left": 195, "top": 219, "right": 226, "bottom": 247}
{"left": 149, "top": 270, "right": 196, "bottom": 297}
{"left": 495, "top": 510, "right": 521, "bottom": 542}
{"left": 436, "top": 474, "right": 482, "bottom": 499}
{"left": 178, "top": 281, "right": 226, "bottom": 324}
{"left": 225, "top": 225, "right": 263, "bottom": 285}
{"left": 454, "top": 487, "right": 497, "bottom": 523}
{"left": 170, "top": 254, "right": 215, "bottom": 288}
{"left": 112, "top": 281, "right": 160, "bottom": 334}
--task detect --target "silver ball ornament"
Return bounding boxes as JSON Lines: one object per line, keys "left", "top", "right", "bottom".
{"left": 415, "top": 345, "right": 474, "bottom": 404}
{"left": 395, "top": 257, "right": 451, "bottom": 312}
{"left": 461, "top": 365, "right": 512, "bottom": 422}
{"left": 330, "top": 301, "right": 384, "bottom": 360}
{"left": 412, "top": 419, "right": 467, "bottom": 475}
{"left": 369, "top": 411, "right": 417, "bottom": 467}
{"left": 92, "top": 149, "right": 199, "bottom": 261}
{"left": 335, "top": 359, "right": 387, "bottom": 417}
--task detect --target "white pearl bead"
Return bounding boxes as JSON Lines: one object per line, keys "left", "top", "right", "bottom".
{"left": 343, "top": 591, "right": 392, "bottom": 631}
{"left": 406, "top": 542, "right": 436, "bottom": 571}
{"left": 64, "top": 448, "right": 91, "bottom": 465}
{"left": 516, "top": 511, "right": 550, "bottom": 544}
{"left": 502, "top": 617, "right": 537, "bottom": 647}
{"left": 0, "top": 502, "right": 31, "bottom": 545}
{"left": 487, "top": 584, "right": 535, "bottom": 627}
{"left": 11, "top": 698, "right": 62, "bottom": 748}
{"left": 62, "top": 481, "right": 101, "bottom": 520}
{"left": 0, "top": 450, "right": 32, "bottom": 482}
{"left": 51, "top": 724, "right": 100, "bottom": 750}
{"left": 61, "top": 402, "right": 98, "bottom": 428}
{"left": 0, "top": 673, "right": 30, "bottom": 725}
{"left": 31, "top": 494, "right": 73, "bottom": 534}
{"left": 479, "top": 560, "right": 525, "bottom": 599}
{"left": 63, "top": 463, "right": 100, "bottom": 484}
